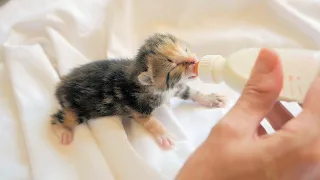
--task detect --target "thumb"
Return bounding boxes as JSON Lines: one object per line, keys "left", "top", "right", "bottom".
{"left": 221, "top": 48, "right": 283, "bottom": 136}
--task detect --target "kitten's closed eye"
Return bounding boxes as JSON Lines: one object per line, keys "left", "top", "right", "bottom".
{"left": 167, "top": 58, "right": 173, "bottom": 63}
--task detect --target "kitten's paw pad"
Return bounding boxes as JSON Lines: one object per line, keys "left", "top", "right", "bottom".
{"left": 51, "top": 124, "right": 74, "bottom": 145}
{"left": 156, "top": 134, "right": 175, "bottom": 150}
{"left": 60, "top": 130, "right": 74, "bottom": 145}
{"left": 196, "top": 93, "right": 227, "bottom": 108}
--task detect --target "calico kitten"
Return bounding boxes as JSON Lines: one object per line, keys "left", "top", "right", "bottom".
{"left": 50, "top": 33, "right": 226, "bottom": 149}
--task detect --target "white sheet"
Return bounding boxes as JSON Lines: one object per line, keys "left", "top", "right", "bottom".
{"left": 0, "top": 0, "right": 318, "bottom": 179}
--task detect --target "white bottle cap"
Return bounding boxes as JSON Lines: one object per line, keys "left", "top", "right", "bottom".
{"left": 198, "top": 55, "right": 225, "bottom": 83}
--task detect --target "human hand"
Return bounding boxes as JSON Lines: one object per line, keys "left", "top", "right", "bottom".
{"left": 176, "top": 48, "right": 320, "bottom": 180}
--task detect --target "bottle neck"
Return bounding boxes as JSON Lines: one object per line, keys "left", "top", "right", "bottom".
{"left": 198, "top": 55, "right": 225, "bottom": 84}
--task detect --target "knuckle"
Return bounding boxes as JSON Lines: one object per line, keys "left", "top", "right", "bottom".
{"left": 239, "top": 82, "right": 273, "bottom": 111}
{"left": 243, "top": 81, "right": 270, "bottom": 97}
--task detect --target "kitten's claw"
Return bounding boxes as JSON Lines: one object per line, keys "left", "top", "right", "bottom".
{"left": 195, "top": 93, "right": 227, "bottom": 108}
{"left": 156, "top": 134, "right": 175, "bottom": 150}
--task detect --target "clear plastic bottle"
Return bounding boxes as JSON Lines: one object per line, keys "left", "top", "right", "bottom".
{"left": 195, "top": 48, "right": 320, "bottom": 103}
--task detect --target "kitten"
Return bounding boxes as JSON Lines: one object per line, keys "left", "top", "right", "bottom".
{"left": 50, "top": 33, "right": 226, "bottom": 150}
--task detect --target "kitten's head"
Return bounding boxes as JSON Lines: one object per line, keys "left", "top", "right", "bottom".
{"left": 136, "top": 33, "right": 198, "bottom": 91}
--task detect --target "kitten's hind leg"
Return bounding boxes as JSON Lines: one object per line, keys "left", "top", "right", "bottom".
{"left": 51, "top": 123, "right": 74, "bottom": 145}
{"left": 131, "top": 112, "right": 174, "bottom": 150}
{"left": 50, "top": 108, "right": 79, "bottom": 145}
{"left": 175, "top": 84, "right": 227, "bottom": 108}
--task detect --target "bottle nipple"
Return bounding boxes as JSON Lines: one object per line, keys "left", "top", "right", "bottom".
{"left": 197, "top": 55, "right": 225, "bottom": 83}
{"left": 193, "top": 61, "right": 199, "bottom": 76}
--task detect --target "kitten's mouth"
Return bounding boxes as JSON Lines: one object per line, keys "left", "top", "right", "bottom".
{"left": 188, "top": 75, "right": 197, "bottom": 79}
{"left": 188, "top": 61, "right": 199, "bottom": 79}
{"left": 178, "top": 60, "right": 199, "bottom": 79}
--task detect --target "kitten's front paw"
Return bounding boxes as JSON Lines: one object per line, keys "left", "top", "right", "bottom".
{"left": 156, "top": 133, "right": 175, "bottom": 150}
{"left": 194, "top": 93, "right": 227, "bottom": 108}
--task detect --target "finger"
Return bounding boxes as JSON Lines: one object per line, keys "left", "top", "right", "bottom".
{"left": 222, "top": 48, "right": 283, "bottom": 136}
{"left": 264, "top": 74, "right": 320, "bottom": 154}
{"left": 266, "top": 101, "right": 294, "bottom": 130}
{"left": 257, "top": 125, "right": 267, "bottom": 136}
{"left": 257, "top": 101, "right": 293, "bottom": 136}
{"left": 302, "top": 74, "right": 320, "bottom": 117}
{"left": 282, "top": 75, "right": 320, "bottom": 134}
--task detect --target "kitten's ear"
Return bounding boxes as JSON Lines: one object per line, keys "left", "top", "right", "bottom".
{"left": 138, "top": 72, "right": 154, "bottom": 85}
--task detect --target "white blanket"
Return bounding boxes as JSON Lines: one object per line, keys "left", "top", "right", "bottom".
{"left": 0, "top": 0, "right": 318, "bottom": 179}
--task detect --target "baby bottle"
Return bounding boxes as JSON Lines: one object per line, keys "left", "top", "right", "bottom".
{"left": 194, "top": 48, "right": 320, "bottom": 103}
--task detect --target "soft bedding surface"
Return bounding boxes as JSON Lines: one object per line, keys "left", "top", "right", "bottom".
{"left": 0, "top": 0, "right": 318, "bottom": 179}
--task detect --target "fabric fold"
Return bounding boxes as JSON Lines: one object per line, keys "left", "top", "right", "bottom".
{"left": 0, "top": 0, "right": 319, "bottom": 179}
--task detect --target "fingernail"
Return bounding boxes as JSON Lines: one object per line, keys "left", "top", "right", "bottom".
{"left": 255, "top": 48, "right": 279, "bottom": 74}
